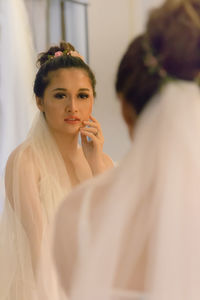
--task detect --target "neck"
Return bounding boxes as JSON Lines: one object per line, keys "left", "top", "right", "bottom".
{"left": 50, "top": 129, "right": 80, "bottom": 161}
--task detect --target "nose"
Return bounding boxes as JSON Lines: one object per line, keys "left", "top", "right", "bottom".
{"left": 65, "top": 96, "right": 78, "bottom": 113}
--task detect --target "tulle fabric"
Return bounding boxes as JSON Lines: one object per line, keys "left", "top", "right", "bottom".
{"left": 0, "top": 112, "right": 71, "bottom": 300}
{"left": 54, "top": 81, "right": 200, "bottom": 300}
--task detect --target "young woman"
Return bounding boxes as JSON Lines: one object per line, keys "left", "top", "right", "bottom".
{"left": 0, "top": 42, "right": 113, "bottom": 300}
{"left": 53, "top": 1, "right": 200, "bottom": 299}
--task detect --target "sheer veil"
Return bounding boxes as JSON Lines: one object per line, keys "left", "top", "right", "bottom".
{"left": 0, "top": 112, "right": 71, "bottom": 300}
{"left": 64, "top": 81, "right": 200, "bottom": 300}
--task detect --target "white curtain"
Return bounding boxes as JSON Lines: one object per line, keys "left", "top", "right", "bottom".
{"left": 132, "top": 0, "right": 165, "bottom": 36}
{"left": 0, "top": 0, "right": 36, "bottom": 177}
{"left": 49, "top": 0, "right": 62, "bottom": 46}
{"left": 25, "top": 0, "right": 48, "bottom": 53}
{"left": 64, "top": 0, "right": 89, "bottom": 62}
{"left": 49, "top": 0, "right": 89, "bottom": 61}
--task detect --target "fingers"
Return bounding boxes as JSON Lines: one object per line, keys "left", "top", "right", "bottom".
{"left": 80, "top": 132, "right": 88, "bottom": 144}
{"left": 82, "top": 116, "right": 101, "bottom": 132}
{"left": 82, "top": 121, "right": 99, "bottom": 130}
{"left": 80, "top": 130, "right": 98, "bottom": 143}
{"left": 80, "top": 127, "right": 98, "bottom": 136}
{"left": 80, "top": 115, "right": 104, "bottom": 143}
{"left": 89, "top": 115, "right": 98, "bottom": 122}
{"left": 81, "top": 123, "right": 102, "bottom": 140}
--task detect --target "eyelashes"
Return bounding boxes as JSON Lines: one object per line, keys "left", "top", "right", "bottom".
{"left": 54, "top": 93, "right": 90, "bottom": 100}
{"left": 54, "top": 93, "right": 66, "bottom": 99}
{"left": 78, "top": 93, "right": 89, "bottom": 99}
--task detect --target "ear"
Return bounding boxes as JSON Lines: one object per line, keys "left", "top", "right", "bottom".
{"left": 36, "top": 97, "right": 44, "bottom": 112}
{"left": 119, "top": 95, "right": 137, "bottom": 138}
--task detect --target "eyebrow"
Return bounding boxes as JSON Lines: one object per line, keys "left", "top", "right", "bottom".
{"left": 52, "top": 88, "right": 91, "bottom": 92}
{"left": 79, "top": 88, "right": 90, "bottom": 92}
{"left": 52, "top": 88, "right": 67, "bottom": 92}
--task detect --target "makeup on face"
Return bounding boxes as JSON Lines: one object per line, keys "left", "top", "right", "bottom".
{"left": 38, "top": 68, "right": 94, "bottom": 135}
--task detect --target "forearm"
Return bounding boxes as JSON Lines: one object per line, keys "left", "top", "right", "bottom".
{"left": 90, "top": 160, "right": 107, "bottom": 175}
{"left": 90, "top": 154, "right": 114, "bottom": 175}
{"left": 5, "top": 147, "right": 44, "bottom": 277}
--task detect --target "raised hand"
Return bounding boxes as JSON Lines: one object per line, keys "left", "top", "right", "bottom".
{"left": 80, "top": 115, "right": 106, "bottom": 174}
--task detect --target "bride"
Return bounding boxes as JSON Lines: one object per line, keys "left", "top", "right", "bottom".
{"left": 53, "top": 1, "right": 200, "bottom": 299}
{"left": 0, "top": 41, "right": 113, "bottom": 300}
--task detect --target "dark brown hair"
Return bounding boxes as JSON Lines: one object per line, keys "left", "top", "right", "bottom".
{"left": 116, "top": 0, "right": 200, "bottom": 114}
{"left": 34, "top": 42, "right": 96, "bottom": 97}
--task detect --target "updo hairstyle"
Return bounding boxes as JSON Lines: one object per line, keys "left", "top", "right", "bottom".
{"left": 116, "top": 0, "right": 200, "bottom": 114}
{"left": 34, "top": 41, "right": 96, "bottom": 98}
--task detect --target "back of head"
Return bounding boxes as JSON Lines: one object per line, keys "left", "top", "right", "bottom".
{"left": 116, "top": 0, "right": 200, "bottom": 114}
{"left": 147, "top": 0, "right": 200, "bottom": 79}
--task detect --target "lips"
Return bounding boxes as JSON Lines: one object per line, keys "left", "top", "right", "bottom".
{"left": 64, "top": 116, "right": 80, "bottom": 124}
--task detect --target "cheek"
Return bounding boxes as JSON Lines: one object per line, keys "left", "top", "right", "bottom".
{"left": 89, "top": 98, "right": 94, "bottom": 111}
{"left": 43, "top": 103, "right": 64, "bottom": 127}
{"left": 80, "top": 100, "right": 93, "bottom": 117}
{"left": 88, "top": 102, "right": 93, "bottom": 114}
{"left": 45, "top": 101, "right": 63, "bottom": 116}
{"left": 88, "top": 102, "right": 93, "bottom": 116}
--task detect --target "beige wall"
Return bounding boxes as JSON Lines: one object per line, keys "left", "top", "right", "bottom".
{"left": 88, "top": 0, "right": 135, "bottom": 161}
{"left": 88, "top": 0, "right": 165, "bottom": 161}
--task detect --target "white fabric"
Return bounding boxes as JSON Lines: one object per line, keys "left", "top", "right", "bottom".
{"left": 0, "top": 176, "right": 5, "bottom": 213}
{"left": 54, "top": 81, "right": 200, "bottom": 300}
{"left": 0, "top": 0, "right": 36, "bottom": 176}
{"left": 64, "top": 0, "right": 89, "bottom": 61}
{"left": 25, "top": 0, "right": 48, "bottom": 53}
{"left": 0, "top": 112, "right": 70, "bottom": 300}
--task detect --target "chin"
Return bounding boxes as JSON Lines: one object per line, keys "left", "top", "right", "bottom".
{"left": 64, "top": 126, "right": 80, "bottom": 135}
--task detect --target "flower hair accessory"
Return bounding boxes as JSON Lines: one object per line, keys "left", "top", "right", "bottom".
{"left": 54, "top": 51, "right": 63, "bottom": 57}
{"left": 47, "top": 50, "right": 84, "bottom": 62}
{"left": 143, "top": 37, "right": 167, "bottom": 80}
{"left": 47, "top": 50, "right": 68, "bottom": 60}
{"left": 143, "top": 37, "right": 200, "bottom": 87}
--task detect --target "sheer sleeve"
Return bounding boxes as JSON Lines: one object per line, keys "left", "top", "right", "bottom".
{"left": 5, "top": 145, "right": 44, "bottom": 273}
{"left": 0, "top": 113, "right": 72, "bottom": 300}
{"left": 0, "top": 145, "right": 45, "bottom": 300}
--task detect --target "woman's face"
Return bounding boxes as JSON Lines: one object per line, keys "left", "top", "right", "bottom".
{"left": 36, "top": 68, "right": 94, "bottom": 136}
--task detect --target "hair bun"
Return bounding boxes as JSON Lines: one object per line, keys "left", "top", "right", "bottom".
{"left": 146, "top": 0, "right": 200, "bottom": 80}
{"left": 60, "top": 41, "right": 75, "bottom": 53}
{"left": 37, "top": 41, "right": 76, "bottom": 68}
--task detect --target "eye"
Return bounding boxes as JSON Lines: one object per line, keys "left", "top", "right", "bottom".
{"left": 78, "top": 93, "right": 89, "bottom": 99}
{"left": 54, "top": 93, "right": 66, "bottom": 99}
